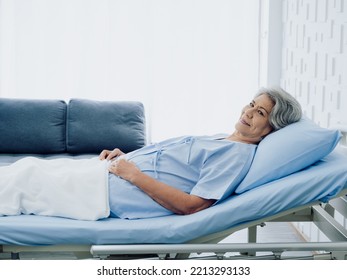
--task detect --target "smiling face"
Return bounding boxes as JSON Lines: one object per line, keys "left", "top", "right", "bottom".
{"left": 233, "top": 94, "right": 275, "bottom": 144}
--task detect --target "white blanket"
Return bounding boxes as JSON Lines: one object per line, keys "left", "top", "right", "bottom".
{"left": 0, "top": 157, "right": 109, "bottom": 221}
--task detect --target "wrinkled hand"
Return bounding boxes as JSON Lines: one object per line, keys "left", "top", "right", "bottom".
{"left": 108, "top": 159, "right": 140, "bottom": 183}
{"left": 99, "top": 148, "right": 125, "bottom": 161}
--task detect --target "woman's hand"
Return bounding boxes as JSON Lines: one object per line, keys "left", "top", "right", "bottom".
{"left": 108, "top": 159, "right": 141, "bottom": 183}
{"left": 99, "top": 148, "right": 125, "bottom": 161}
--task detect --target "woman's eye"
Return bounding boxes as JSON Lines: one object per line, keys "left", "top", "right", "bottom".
{"left": 258, "top": 110, "right": 264, "bottom": 116}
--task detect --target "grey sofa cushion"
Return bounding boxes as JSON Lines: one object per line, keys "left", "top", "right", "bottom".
{"left": 0, "top": 98, "right": 67, "bottom": 153}
{"left": 66, "top": 99, "right": 146, "bottom": 154}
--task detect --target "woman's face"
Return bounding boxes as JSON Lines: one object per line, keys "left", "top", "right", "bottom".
{"left": 235, "top": 94, "right": 275, "bottom": 142}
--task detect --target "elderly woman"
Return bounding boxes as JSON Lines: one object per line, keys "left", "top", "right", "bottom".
{"left": 99, "top": 87, "right": 302, "bottom": 219}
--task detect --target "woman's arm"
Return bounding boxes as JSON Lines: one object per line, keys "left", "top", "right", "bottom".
{"left": 108, "top": 159, "right": 215, "bottom": 215}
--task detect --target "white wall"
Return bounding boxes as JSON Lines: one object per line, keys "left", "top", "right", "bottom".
{"left": 281, "top": 0, "right": 347, "bottom": 242}
{"left": 258, "top": 0, "right": 284, "bottom": 87}
{"left": 0, "top": 0, "right": 260, "bottom": 142}
{"left": 281, "top": 0, "right": 347, "bottom": 128}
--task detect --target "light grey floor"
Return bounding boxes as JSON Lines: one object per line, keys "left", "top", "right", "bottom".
{"left": 217, "top": 221, "right": 312, "bottom": 259}
{"left": 0, "top": 222, "right": 308, "bottom": 260}
{"left": 221, "top": 221, "right": 306, "bottom": 243}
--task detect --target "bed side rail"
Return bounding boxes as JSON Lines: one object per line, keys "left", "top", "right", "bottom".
{"left": 90, "top": 242, "right": 347, "bottom": 260}
{"left": 312, "top": 187, "right": 347, "bottom": 242}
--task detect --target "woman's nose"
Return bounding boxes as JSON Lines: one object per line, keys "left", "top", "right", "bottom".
{"left": 244, "top": 107, "right": 254, "bottom": 118}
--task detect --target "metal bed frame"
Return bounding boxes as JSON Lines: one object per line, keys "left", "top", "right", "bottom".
{"left": 1, "top": 187, "right": 346, "bottom": 260}
{"left": 90, "top": 187, "right": 347, "bottom": 260}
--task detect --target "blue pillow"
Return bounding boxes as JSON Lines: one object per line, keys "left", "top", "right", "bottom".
{"left": 234, "top": 117, "right": 341, "bottom": 194}
{"left": 0, "top": 98, "right": 67, "bottom": 154}
{"left": 66, "top": 99, "right": 146, "bottom": 154}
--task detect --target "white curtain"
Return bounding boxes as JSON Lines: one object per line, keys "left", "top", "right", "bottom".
{"left": 0, "top": 0, "right": 260, "bottom": 142}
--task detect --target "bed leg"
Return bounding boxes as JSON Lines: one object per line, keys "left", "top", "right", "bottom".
{"left": 248, "top": 225, "right": 257, "bottom": 243}
{"left": 331, "top": 251, "right": 347, "bottom": 260}
{"left": 173, "top": 253, "right": 191, "bottom": 259}
{"left": 10, "top": 252, "right": 20, "bottom": 260}
{"left": 243, "top": 224, "right": 264, "bottom": 257}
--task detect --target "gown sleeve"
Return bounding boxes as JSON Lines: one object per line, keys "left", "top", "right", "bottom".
{"left": 190, "top": 143, "right": 256, "bottom": 202}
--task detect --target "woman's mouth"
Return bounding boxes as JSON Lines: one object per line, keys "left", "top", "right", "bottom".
{"left": 239, "top": 119, "right": 250, "bottom": 126}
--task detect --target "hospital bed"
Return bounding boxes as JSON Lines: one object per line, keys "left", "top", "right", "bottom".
{"left": 0, "top": 98, "right": 347, "bottom": 260}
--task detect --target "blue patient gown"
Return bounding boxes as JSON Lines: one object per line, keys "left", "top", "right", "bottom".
{"left": 108, "top": 135, "right": 256, "bottom": 219}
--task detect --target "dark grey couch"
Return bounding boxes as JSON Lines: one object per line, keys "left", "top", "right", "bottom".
{"left": 0, "top": 98, "right": 146, "bottom": 155}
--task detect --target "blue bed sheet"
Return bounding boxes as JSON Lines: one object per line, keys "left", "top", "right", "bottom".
{"left": 0, "top": 151, "right": 346, "bottom": 246}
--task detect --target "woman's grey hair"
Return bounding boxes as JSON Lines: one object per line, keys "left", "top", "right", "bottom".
{"left": 255, "top": 87, "right": 302, "bottom": 131}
